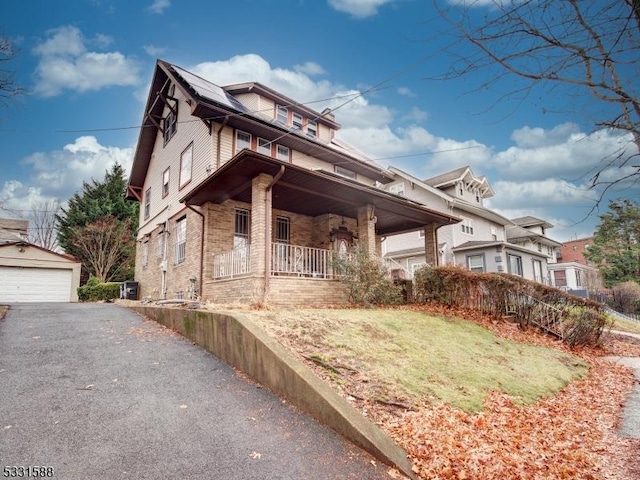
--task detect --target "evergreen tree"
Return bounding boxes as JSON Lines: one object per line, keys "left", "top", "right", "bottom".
{"left": 56, "top": 163, "right": 139, "bottom": 281}
{"left": 585, "top": 199, "right": 640, "bottom": 287}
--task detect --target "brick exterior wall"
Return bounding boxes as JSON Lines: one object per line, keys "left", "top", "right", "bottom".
{"left": 135, "top": 207, "right": 203, "bottom": 300}
{"left": 423, "top": 224, "right": 438, "bottom": 265}
{"left": 267, "top": 277, "right": 349, "bottom": 307}
{"left": 558, "top": 238, "right": 593, "bottom": 265}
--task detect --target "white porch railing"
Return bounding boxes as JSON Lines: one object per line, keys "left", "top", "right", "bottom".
{"left": 383, "top": 257, "right": 412, "bottom": 280}
{"left": 272, "top": 243, "right": 335, "bottom": 278}
{"left": 213, "top": 245, "right": 251, "bottom": 279}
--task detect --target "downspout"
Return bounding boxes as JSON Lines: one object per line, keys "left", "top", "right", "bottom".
{"left": 187, "top": 204, "right": 205, "bottom": 300}
{"left": 161, "top": 220, "right": 168, "bottom": 299}
{"left": 215, "top": 116, "right": 229, "bottom": 170}
{"left": 264, "top": 165, "right": 286, "bottom": 302}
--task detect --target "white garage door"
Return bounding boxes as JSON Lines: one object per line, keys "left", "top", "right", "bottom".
{"left": 0, "top": 266, "right": 73, "bottom": 302}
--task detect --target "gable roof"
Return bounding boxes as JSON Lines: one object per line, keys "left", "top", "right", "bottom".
{"left": 128, "top": 60, "right": 392, "bottom": 197}
{"left": 511, "top": 216, "right": 554, "bottom": 229}
{"left": 389, "top": 167, "right": 511, "bottom": 226}
{"left": 0, "top": 241, "right": 80, "bottom": 263}
{"left": 506, "top": 225, "right": 562, "bottom": 246}
{"left": 423, "top": 165, "right": 495, "bottom": 199}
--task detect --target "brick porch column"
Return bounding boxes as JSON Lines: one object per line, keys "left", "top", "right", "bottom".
{"left": 251, "top": 174, "right": 273, "bottom": 299}
{"left": 423, "top": 223, "right": 438, "bottom": 266}
{"left": 357, "top": 204, "right": 376, "bottom": 256}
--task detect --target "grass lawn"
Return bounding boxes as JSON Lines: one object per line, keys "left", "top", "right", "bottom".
{"left": 611, "top": 315, "right": 640, "bottom": 334}
{"left": 245, "top": 308, "right": 587, "bottom": 412}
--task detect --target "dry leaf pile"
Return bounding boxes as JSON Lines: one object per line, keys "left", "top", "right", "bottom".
{"left": 371, "top": 304, "right": 640, "bottom": 480}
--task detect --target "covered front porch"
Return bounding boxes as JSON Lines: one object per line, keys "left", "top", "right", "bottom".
{"left": 182, "top": 152, "right": 459, "bottom": 306}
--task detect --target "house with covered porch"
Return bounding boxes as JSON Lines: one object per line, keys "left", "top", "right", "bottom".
{"left": 126, "top": 60, "right": 459, "bottom": 306}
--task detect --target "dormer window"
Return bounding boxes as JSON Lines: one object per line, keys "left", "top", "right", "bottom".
{"left": 335, "top": 166, "right": 356, "bottom": 180}
{"left": 276, "top": 144, "right": 290, "bottom": 162}
{"left": 277, "top": 105, "right": 287, "bottom": 124}
{"left": 307, "top": 120, "right": 317, "bottom": 138}
{"left": 458, "top": 183, "right": 464, "bottom": 196}
{"left": 258, "top": 138, "right": 271, "bottom": 155}
{"left": 475, "top": 191, "right": 480, "bottom": 203}
{"left": 235, "top": 130, "right": 251, "bottom": 153}
{"left": 292, "top": 113, "right": 303, "bottom": 130}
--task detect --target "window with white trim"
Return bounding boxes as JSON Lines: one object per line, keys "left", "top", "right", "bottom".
{"left": 461, "top": 219, "right": 474, "bottom": 235}
{"left": 507, "top": 254, "right": 523, "bottom": 276}
{"left": 458, "top": 182, "right": 464, "bottom": 196}
{"left": 532, "top": 259, "right": 543, "bottom": 283}
{"left": 335, "top": 166, "right": 356, "bottom": 179}
{"left": 144, "top": 187, "right": 151, "bottom": 220}
{"left": 277, "top": 105, "right": 288, "bottom": 124}
{"left": 307, "top": 120, "right": 317, "bottom": 138}
{"left": 174, "top": 217, "right": 187, "bottom": 265}
{"left": 467, "top": 254, "right": 484, "bottom": 273}
{"left": 292, "top": 112, "right": 303, "bottom": 130}
{"left": 157, "top": 231, "right": 165, "bottom": 258}
{"left": 258, "top": 138, "right": 271, "bottom": 156}
{"left": 234, "top": 209, "right": 250, "bottom": 249}
{"left": 142, "top": 241, "right": 149, "bottom": 268}
{"left": 162, "top": 168, "right": 170, "bottom": 198}
{"left": 389, "top": 183, "right": 405, "bottom": 196}
{"left": 179, "top": 143, "right": 193, "bottom": 189}
{"left": 235, "top": 130, "right": 251, "bottom": 153}
{"left": 490, "top": 226, "right": 497, "bottom": 241}
{"left": 276, "top": 145, "right": 290, "bottom": 162}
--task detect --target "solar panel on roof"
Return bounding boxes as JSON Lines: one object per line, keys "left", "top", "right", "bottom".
{"left": 172, "top": 65, "right": 248, "bottom": 113}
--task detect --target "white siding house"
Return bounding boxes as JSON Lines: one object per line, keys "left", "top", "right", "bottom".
{"left": 383, "top": 167, "right": 562, "bottom": 284}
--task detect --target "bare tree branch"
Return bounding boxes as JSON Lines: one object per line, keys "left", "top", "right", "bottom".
{"left": 28, "top": 199, "right": 62, "bottom": 251}
{"left": 71, "top": 216, "right": 135, "bottom": 282}
{"left": 434, "top": 0, "right": 640, "bottom": 197}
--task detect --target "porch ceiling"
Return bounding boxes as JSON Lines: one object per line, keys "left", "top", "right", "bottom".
{"left": 182, "top": 152, "right": 460, "bottom": 235}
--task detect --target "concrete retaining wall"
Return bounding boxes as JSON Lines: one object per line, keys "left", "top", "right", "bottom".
{"left": 129, "top": 306, "right": 415, "bottom": 479}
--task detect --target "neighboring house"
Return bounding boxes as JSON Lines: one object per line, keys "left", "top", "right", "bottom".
{"left": 0, "top": 241, "right": 81, "bottom": 302}
{"left": 126, "top": 60, "right": 459, "bottom": 306}
{"left": 382, "top": 167, "right": 561, "bottom": 284}
{"left": 548, "top": 237, "right": 603, "bottom": 295}
{"left": 0, "top": 218, "right": 29, "bottom": 244}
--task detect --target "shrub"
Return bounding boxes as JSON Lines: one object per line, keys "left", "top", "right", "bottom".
{"left": 78, "top": 278, "right": 121, "bottom": 302}
{"left": 611, "top": 281, "right": 640, "bottom": 314}
{"left": 413, "top": 265, "right": 607, "bottom": 346}
{"left": 333, "top": 246, "right": 402, "bottom": 307}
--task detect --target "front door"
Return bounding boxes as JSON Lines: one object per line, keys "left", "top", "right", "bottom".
{"left": 332, "top": 227, "right": 354, "bottom": 256}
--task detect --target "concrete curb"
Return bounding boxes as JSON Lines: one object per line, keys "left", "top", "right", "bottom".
{"left": 129, "top": 306, "right": 416, "bottom": 479}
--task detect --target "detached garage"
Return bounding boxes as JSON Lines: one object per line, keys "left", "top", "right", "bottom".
{"left": 0, "top": 242, "right": 81, "bottom": 303}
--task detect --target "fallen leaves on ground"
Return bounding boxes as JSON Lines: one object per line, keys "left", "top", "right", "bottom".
{"left": 372, "top": 304, "right": 640, "bottom": 480}
{"left": 280, "top": 304, "right": 640, "bottom": 480}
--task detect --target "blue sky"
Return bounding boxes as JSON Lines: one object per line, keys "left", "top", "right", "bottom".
{"left": 1, "top": 0, "right": 636, "bottom": 241}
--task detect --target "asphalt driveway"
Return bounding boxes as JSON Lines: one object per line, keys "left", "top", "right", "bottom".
{"left": 0, "top": 303, "right": 391, "bottom": 480}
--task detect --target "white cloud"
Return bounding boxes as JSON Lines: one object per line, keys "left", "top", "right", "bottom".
{"left": 144, "top": 45, "right": 167, "bottom": 58}
{"left": 402, "top": 107, "right": 428, "bottom": 123}
{"left": 328, "top": 0, "right": 396, "bottom": 18}
{"left": 397, "top": 86, "right": 414, "bottom": 97}
{"left": 32, "top": 26, "right": 141, "bottom": 97}
{"left": 15, "top": 136, "right": 133, "bottom": 203}
{"left": 148, "top": 0, "right": 171, "bottom": 14}
{"left": 294, "top": 62, "right": 326, "bottom": 76}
